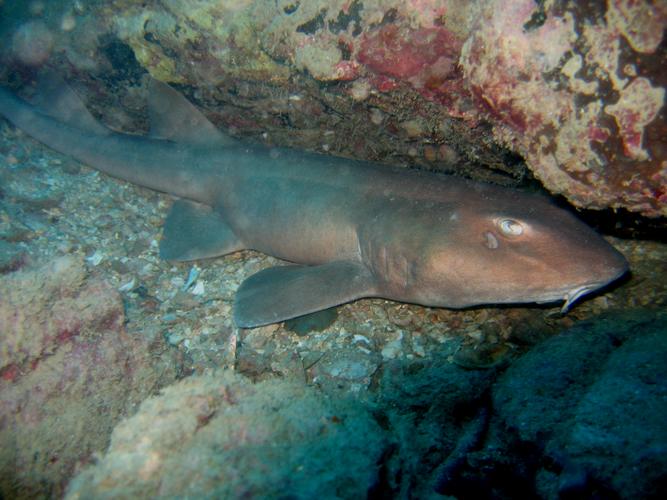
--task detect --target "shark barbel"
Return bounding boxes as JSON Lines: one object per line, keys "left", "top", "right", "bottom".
{"left": 0, "top": 75, "right": 628, "bottom": 327}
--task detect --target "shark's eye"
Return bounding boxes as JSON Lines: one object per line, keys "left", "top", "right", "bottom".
{"left": 498, "top": 219, "right": 523, "bottom": 236}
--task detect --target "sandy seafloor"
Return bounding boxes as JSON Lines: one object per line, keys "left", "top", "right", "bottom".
{"left": 1, "top": 118, "right": 667, "bottom": 497}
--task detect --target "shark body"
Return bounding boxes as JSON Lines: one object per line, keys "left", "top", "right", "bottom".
{"left": 0, "top": 77, "right": 628, "bottom": 327}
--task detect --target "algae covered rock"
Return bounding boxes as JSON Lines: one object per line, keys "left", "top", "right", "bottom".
{"left": 4, "top": 1, "right": 664, "bottom": 216}
{"left": 491, "top": 310, "right": 667, "bottom": 498}
{"left": 0, "top": 256, "right": 180, "bottom": 499}
{"left": 66, "top": 371, "right": 387, "bottom": 498}
{"left": 462, "top": 0, "right": 667, "bottom": 217}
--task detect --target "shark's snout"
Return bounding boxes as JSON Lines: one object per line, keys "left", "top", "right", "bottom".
{"left": 560, "top": 242, "right": 628, "bottom": 310}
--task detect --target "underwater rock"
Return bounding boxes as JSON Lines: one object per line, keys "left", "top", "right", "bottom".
{"left": 1, "top": 0, "right": 661, "bottom": 215}
{"left": 65, "top": 371, "right": 387, "bottom": 498}
{"left": 482, "top": 310, "right": 667, "bottom": 498}
{"left": 0, "top": 256, "right": 181, "bottom": 499}
{"left": 377, "top": 356, "right": 497, "bottom": 497}
{"left": 310, "top": 346, "right": 381, "bottom": 391}
{"left": 11, "top": 20, "right": 54, "bottom": 66}
{"left": 462, "top": 0, "right": 667, "bottom": 217}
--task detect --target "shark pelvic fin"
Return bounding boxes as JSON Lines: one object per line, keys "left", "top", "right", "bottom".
{"left": 233, "top": 260, "right": 377, "bottom": 328}
{"left": 147, "top": 78, "right": 238, "bottom": 146}
{"left": 159, "top": 200, "right": 244, "bottom": 261}
{"left": 31, "top": 71, "right": 109, "bottom": 136}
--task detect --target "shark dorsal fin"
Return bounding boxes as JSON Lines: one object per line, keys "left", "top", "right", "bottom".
{"left": 147, "top": 78, "right": 237, "bottom": 146}
{"left": 31, "top": 72, "right": 109, "bottom": 136}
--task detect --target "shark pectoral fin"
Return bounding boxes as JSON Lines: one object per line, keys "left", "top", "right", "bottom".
{"left": 233, "top": 260, "right": 377, "bottom": 328}
{"left": 147, "top": 78, "right": 238, "bottom": 147}
{"left": 159, "top": 200, "right": 244, "bottom": 261}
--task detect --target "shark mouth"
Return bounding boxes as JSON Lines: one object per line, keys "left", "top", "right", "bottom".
{"left": 560, "top": 284, "right": 601, "bottom": 313}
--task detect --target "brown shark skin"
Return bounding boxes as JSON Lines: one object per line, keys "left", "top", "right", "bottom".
{"left": 0, "top": 84, "right": 628, "bottom": 327}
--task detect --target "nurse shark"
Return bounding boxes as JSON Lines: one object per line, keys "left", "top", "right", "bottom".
{"left": 0, "top": 75, "right": 628, "bottom": 327}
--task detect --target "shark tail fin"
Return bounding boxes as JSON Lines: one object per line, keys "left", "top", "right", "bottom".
{"left": 30, "top": 71, "right": 110, "bottom": 136}
{"left": 147, "top": 78, "right": 238, "bottom": 147}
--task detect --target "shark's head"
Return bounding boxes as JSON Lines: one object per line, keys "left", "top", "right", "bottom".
{"left": 414, "top": 188, "right": 628, "bottom": 311}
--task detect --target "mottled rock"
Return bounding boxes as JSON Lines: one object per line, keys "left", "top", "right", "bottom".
{"left": 557, "top": 326, "right": 667, "bottom": 497}
{"left": 377, "top": 355, "right": 497, "bottom": 497}
{"left": 1, "top": 1, "right": 665, "bottom": 215}
{"left": 462, "top": 0, "right": 667, "bottom": 216}
{"left": 310, "top": 346, "right": 381, "bottom": 391}
{"left": 0, "top": 256, "right": 180, "bottom": 499}
{"left": 65, "top": 371, "right": 387, "bottom": 498}
{"left": 490, "top": 310, "right": 667, "bottom": 498}
{"left": 3, "top": 1, "right": 663, "bottom": 215}
{"left": 11, "top": 20, "right": 54, "bottom": 66}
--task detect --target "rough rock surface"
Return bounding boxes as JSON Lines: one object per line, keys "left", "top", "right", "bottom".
{"left": 462, "top": 0, "right": 667, "bottom": 217}
{"left": 377, "top": 356, "right": 497, "bottom": 497}
{"left": 65, "top": 371, "right": 387, "bottom": 499}
{"left": 0, "top": 256, "right": 181, "bottom": 499}
{"left": 1, "top": 0, "right": 664, "bottom": 216}
{"left": 459, "top": 310, "right": 667, "bottom": 499}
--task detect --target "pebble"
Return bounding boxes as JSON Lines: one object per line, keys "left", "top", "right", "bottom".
{"left": 314, "top": 348, "right": 379, "bottom": 383}
{"left": 165, "top": 331, "right": 184, "bottom": 346}
{"left": 381, "top": 331, "right": 404, "bottom": 360}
